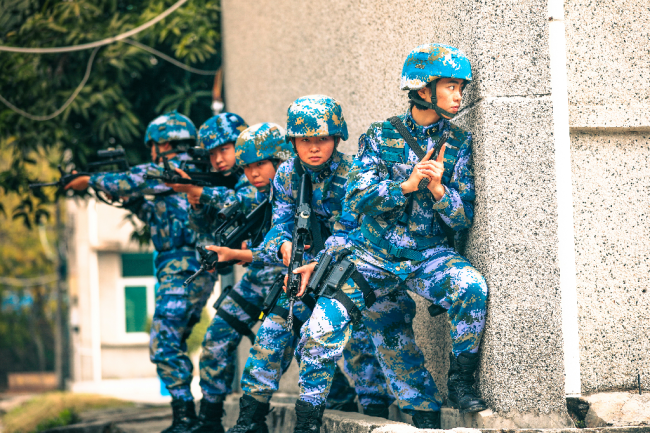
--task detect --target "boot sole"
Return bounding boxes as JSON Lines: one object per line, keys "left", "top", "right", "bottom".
{"left": 447, "top": 401, "right": 488, "bottom": 414}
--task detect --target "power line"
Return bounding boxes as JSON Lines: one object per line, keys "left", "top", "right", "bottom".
{"left": 0, "top": 0, "right": 189, "bottom": 54}
{"left": 122, "top": 39, "right": 218, "bottom": 75}
{"left": 0, "top": 47, "right": 99, "bottom": 121}
{"left": 0, "top": 47, "right": 100, "bottom": 121}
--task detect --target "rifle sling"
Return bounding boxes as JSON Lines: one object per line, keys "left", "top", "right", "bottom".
{"left": 216, "top": 308, "right": 255, "bottom": 344}
{"left": 293, "top": 157, "right": 327, "bottom": 254}
{"left": 388, "top": 116, "right": 427, "bottom": 159}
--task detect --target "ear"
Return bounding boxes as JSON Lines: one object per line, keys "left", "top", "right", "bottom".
{"left": 417, "top": 86, "right": 432, "bottom": 103}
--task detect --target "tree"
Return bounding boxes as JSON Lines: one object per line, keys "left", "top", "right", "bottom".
{"left": 0, "top": 0, "right": 221, "bottom": 388}
{"left": 0, "top": 0, "right": 221, "bottom": 228}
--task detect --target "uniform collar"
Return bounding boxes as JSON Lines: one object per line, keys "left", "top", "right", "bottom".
{"left": 404, "top": 110, "right": 445, "bottom": 139}
{"left": 299, "top": 151, "right": 341, "bottom": 184}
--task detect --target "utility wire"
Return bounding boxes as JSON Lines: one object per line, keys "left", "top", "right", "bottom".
{"left": 0, "top": 40, "right": 218, "bottom": 121}
{"left": 0, "top": 47, "right": 99, "bottom": 121}
{"left": 0, "top": 0, "right": 189, "bottom": 54}
{"left": 122, "top": 39, "right": 218, "bottom": 75}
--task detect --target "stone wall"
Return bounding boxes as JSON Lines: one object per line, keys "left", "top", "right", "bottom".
{"left": 563, "top": 0, "right": 650, "bottom": 394}
{"left": 221, "top": 0, "right": 649, "bottom": 426}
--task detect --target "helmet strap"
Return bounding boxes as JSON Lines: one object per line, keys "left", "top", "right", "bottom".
{"left": 408, "top": 80, "right": 457, "bottom": 119}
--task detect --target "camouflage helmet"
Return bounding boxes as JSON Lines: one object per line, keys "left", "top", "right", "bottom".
{"left": 198, "top": 113, "right": 248, "bottom": 150}
{"left": 144, "top": 110, "right": 197, "bottom": 147}
{"left": 401, "top": 43, "right": 472, "bottom": 118}
{"left": 286, "top": 95, "right": 349, "bottom": 142}
{"left": 236, "top": 123, "right": 294, "bottom": 166}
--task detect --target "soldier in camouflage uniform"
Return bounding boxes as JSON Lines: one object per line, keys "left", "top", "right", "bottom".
{"left": 179, "top": 122, "right": 292, "bottom": 433}
{"left": 225, "top": 95, "right": 396, "bottom": 433}
{"left": 65, "top": 111, "right": 216, "bottom": 433}
{"left": 292, "top": 44, "right": 489, "bottom": 432}
{"left": 170, "top": 113, "right": 250, "bottom": 218}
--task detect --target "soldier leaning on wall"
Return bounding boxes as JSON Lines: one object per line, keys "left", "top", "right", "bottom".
{"left": 288, "top": 44, "right": 490, "bottom": 432}
{"left": 64, "top": 112, "right": 218, "bottom": 432}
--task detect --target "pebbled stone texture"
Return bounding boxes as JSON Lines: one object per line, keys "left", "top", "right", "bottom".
{"left": 570, "top": 132, "right": 650, "bottom": 394}
{"left": 564, "top": 0, "right": 650, "bottom": 130}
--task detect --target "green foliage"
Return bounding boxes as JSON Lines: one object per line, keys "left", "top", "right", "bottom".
{"left": 186, "top": 307, "right": 210, "bottom": 355}
{"left": 34, "top": 408, "right": 80, "bottom": 432}
{"left": 0, "top": 0, "right": 221, "bottom": 228}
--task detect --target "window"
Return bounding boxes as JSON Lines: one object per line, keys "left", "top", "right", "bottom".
{"left": 122, "top": 252, "right": 155, "bottom": 277}
{"left": 125, "top": 285, "right": 148, "bottom": 333}
{"left": 120, "top": 253, "right": 155, "bottom": 338}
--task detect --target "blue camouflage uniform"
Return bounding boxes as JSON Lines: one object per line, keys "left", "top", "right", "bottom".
{"left": 241, "top": 152, "right": 396, "bottom": 409}
{"left": 90, "top": 153, "right": 215, "bottom": 402}
{"left": 297, "top": 109, "right": 489, "bottom": 413}
{"left": 192, "top": 123, "right": 289, "bottom": 404}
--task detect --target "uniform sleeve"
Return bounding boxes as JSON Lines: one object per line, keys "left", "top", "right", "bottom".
{"left": 431, "top": 132, "right": 475, "bottom": 231}
{"left": 197, "top": 173, "right": 250, "bottom": 210}
{"left": 250, "top": 162, "right": 294, "bottom": 267}
{"left": 189, "top": 174, "right": 251, "bottom": 236}
{"left": 345, "top": 126, "right": 409, "bottom": 217}
{"left": 89, "top": 161, "right": 172, "bottom": 196}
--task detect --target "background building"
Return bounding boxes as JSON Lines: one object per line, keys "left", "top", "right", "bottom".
{"left": 220, "top": 0, "right": 649, "bottom": 428}
{"left": 66, "top": 199, "right": 158, "bottom": 383}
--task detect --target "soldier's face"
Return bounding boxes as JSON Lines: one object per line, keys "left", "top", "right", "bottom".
{"left": 210, "top": 143, "right": 236, "bottom": 173}
{"left": 294, "top": 136, "right": 336, "bottom": 167}
{"left": 434, "top": 78, "right": 464, "bottom": 117}
{"left": 243, "top": 160, "right": 276, "bottom": 189}
{"left": 151, "top": 142, "right": 172, "bottom": 161}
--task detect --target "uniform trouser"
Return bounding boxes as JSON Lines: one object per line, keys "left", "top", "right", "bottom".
{"left": 298, "top": 247, "right": 488, "bottom": 414}
{"left": 241, "top": 292, "right": 395, "bottom": 409}
{"left": 199, "top": 266, "right": 277, "bottom": 403}
{"left": 150, "top": 265, "right": 215, "bottom": 401}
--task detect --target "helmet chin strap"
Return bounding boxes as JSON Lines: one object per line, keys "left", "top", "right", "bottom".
{"left": 408, "top": 80, "right": 457, "bottom": 119}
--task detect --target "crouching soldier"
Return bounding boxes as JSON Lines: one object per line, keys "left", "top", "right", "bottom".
{"left": 64, "top": 112, "right": 217, "bottom": 432}
{"left": 178, "top": 122, "right": 293, "bottom": 433}
{"left": 292, "top": 44, "right": 489, "bottom": 432}
{"left": 217, "top": 95, "right": 397, "bottom": 433}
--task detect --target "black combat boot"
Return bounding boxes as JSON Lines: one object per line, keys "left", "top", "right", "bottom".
{"left": 411, "top": 410, "right": 441, "bottom": 429}
{"left": 326, "top": 400, "right": 358, "bottom": 412}
{"left": 162, "top": 399, "right": 197, "bottom": 433}
{"left": 363, "top": 403, "right": 390, "bottom": 419}
{"left": 226, "top": 395, "right": 270, "bottom": 433}
{"left": 188, "top": 400, "right": 224, "bottom": 433}
{"left": 447, "top": 352, "right": 488, "bottom": 413}
{"left": 294, "top": 400, "right": 326, "bottom": 433}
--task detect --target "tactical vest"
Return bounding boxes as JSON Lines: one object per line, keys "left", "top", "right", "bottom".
{"left": 359, "top": 119, "right": 465, "bottom": 259}
{"left": 291, "top": 154, "right": 348, "bottom": 255}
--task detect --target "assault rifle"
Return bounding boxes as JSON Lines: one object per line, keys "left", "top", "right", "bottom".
{"left": 144, "top": 147, "right": 229, "bottom": 187}
{"left": 29, "top": 148, "right": 130, "bottom": 205}
{"left": 183, "top": 198, "right": 270, "bottom": 286}
{"left": 285, "top": 173, "right": 313, "bottom": 330}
